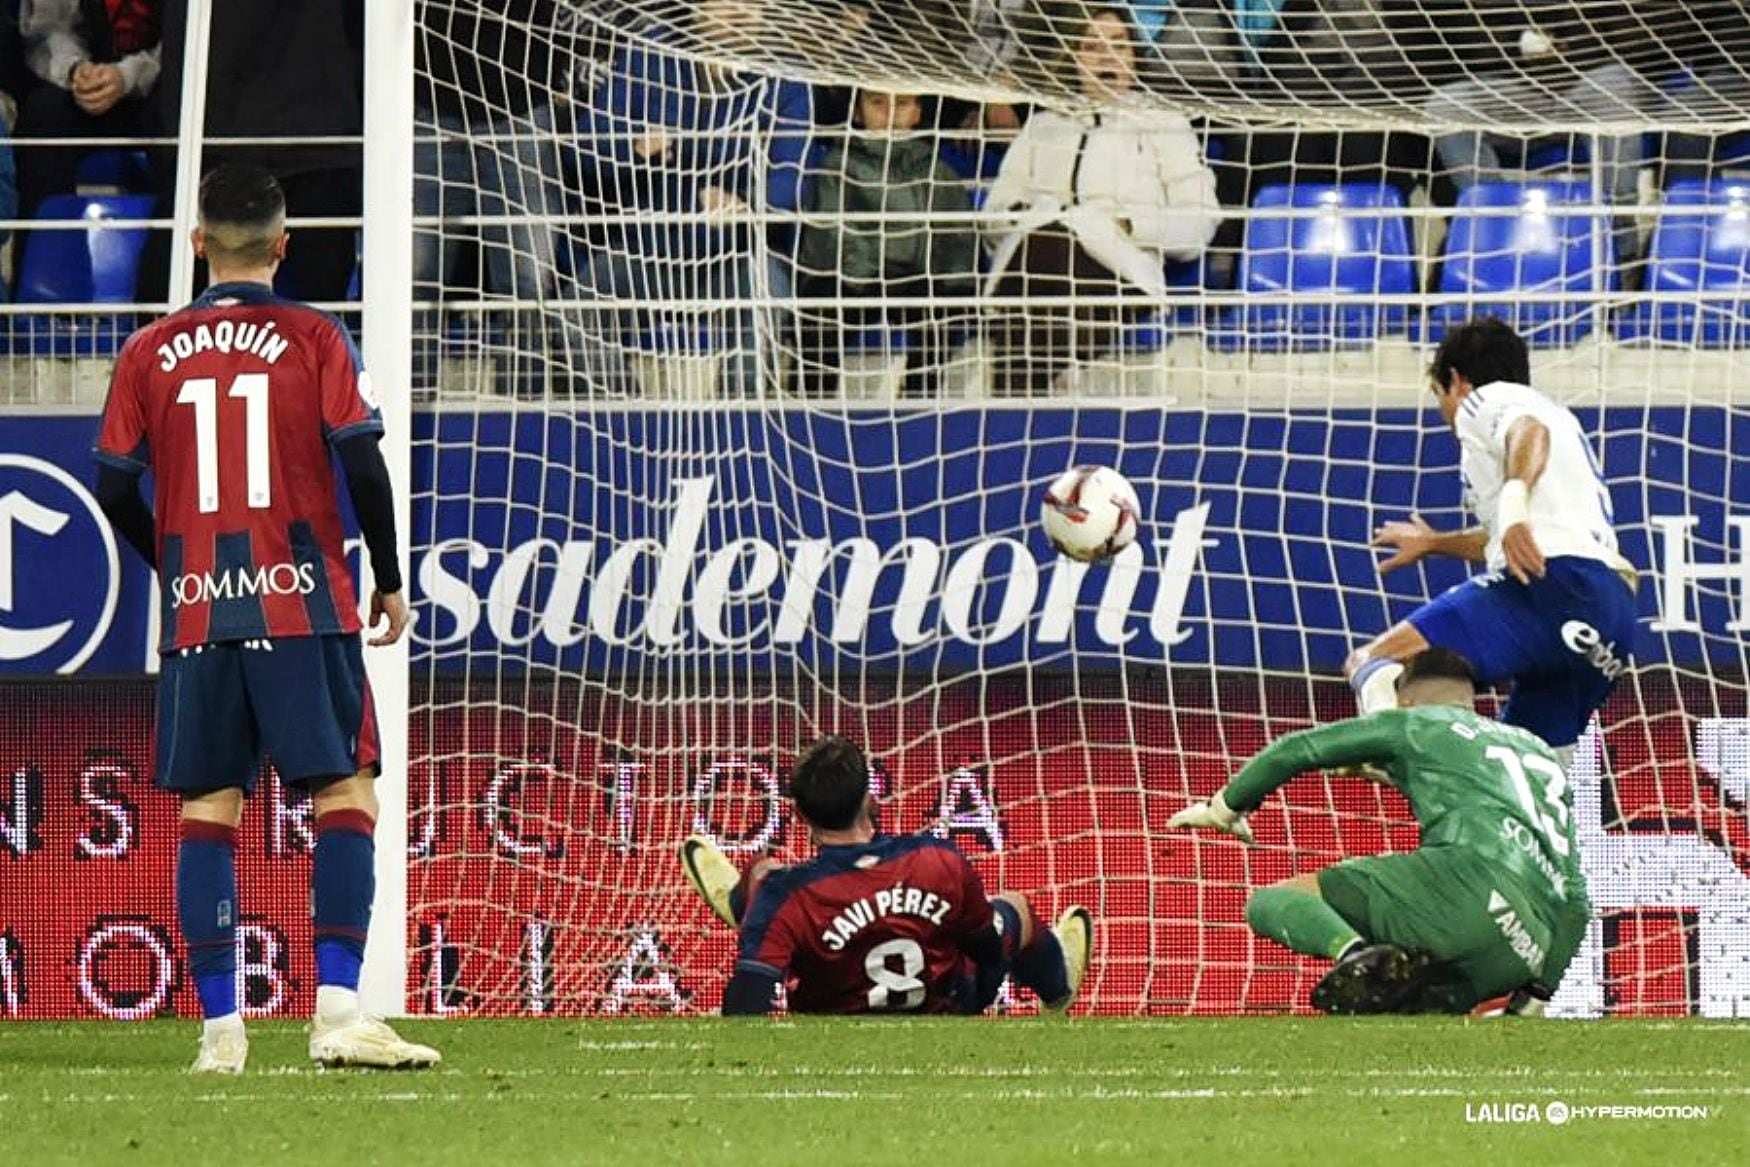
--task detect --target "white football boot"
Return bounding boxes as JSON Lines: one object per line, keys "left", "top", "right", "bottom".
{"left": 190, "top": 1022, "right": 248, "bottom": 1075}
{"left": 1045, "top": 906, "right": 1094, "bottom": 1014}
{"left": 679, "top": 834, "right": 743, "bottom": 928}
{"left": 309, "top": 1015, "right": 441, "bottom": 1070}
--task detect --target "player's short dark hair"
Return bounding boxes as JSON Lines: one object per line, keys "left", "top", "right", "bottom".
{"left": 790, "top": 736, "right": 870, "bottom": 831}
{"left": 197, "top": 164, "right": 286, "bottom": 266}
{"left": 1428, "top": 316, "right": 1531, "bottom": 394}
{"left": 1397, "top": 647, "right": 1478, "bottom": 692}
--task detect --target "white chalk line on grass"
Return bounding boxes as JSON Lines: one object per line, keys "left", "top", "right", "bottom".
{"left": 34, "top": 1063, "right": 1747, "bottom": 1085}
{"left": 414, "top": 1063, "right": 1750, "bottom": 1082}
{"left": 11, "top": 1084, "right": 1749, "bottom": 1107}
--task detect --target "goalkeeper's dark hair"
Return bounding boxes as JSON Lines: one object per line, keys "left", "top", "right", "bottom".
{"left": 790, "top": 736, "right": 870, "bottom": 831}
{"left": 1397, "top": 647, "right": 1478, "bottom": 692}
{"left": 1428, "top": 316, "right": 1531, "bottom": 394}
{"left": 197, "top": 163, "right": 286, "bottom": 267}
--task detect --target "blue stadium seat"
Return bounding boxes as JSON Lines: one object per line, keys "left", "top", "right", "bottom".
{"left": 74, "top": 149, "right": 152, "bottom": 191}
{"left": 1210, "top": 184, "right": 1415, "bottom": 352}
{"left": 10, "top": 194, "right": 154, "bottom": 356}
{"left": 1718, "top": 133, "right": 1750, "bottom": 171}
{"left": 1423, "top": 181, "right": 1614, "bottom": 348}
{"left": 1618, "top": 180, "right": 1750, "bottom": 347}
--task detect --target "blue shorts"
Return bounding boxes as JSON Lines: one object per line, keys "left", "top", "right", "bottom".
{"left": 155, "top": 634, "right": 380, "bottom": 797}
{"left": 1407, "top": 556, "right": 1635, "bottom": 748}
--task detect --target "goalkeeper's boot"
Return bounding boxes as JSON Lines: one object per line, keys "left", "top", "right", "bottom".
{"left": 680, "top": 834, "right": 743, "bottom": 928}
{"left": 1310, "top": 943, "right": 1437, "bottom": 1015}
{"left": 310, "top": 1015, "right": 441, "bottom": 1070}
{"left": 1043, "top": 906, "right": 1094, "bottom": 1014}
{"left": 190, "top": 1020, "right": 248, "bottom": 1075}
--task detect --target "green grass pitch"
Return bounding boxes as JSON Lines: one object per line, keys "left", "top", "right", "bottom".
{"left": 2, "top": 1018, "right": 1745, "bottom": 1165}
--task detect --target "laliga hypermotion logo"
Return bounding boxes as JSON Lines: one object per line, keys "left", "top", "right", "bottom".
{"left": 0, "top": 454, "right": 119, "bottom": 673}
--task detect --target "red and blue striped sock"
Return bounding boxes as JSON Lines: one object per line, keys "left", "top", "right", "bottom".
{"left": 177, "top": 819, "right": 238, "bottom": 1019}
{"left": 312, "top": 808, "right": 375, "bottom": 991}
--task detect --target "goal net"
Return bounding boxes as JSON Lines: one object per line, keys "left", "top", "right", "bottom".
{"left": 406, "top": 0, "right": 1750, "bottom": 1017}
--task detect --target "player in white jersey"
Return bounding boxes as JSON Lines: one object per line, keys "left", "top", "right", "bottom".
{"left": 1346, "top": 317, "right": 1637, "bottom": 762}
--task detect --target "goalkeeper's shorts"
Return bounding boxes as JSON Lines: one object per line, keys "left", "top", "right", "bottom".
{"left": 1318, "top": 846, "right": 1586, "bottom": 1010}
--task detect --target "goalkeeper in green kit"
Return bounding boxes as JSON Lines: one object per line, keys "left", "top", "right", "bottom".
{"left": 1170, "top": 648, "right": 1589, "bottom": 1016}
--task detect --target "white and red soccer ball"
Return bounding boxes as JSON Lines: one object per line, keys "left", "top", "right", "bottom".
{"left": 1040, "top": 465, "right": 1141, "bottom": 564}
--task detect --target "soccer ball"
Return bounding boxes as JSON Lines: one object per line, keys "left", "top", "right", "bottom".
{"left": 1040, "top": 465, "right": 1141, "bottom": 564}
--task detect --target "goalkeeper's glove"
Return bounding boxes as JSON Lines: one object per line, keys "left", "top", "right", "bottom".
{"left": 1167, "top": 791, "right": 1255, "bottom": 844}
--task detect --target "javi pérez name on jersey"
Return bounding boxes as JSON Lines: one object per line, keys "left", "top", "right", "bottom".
{"left": 819, "top": 884, "right": 954, "bottom": 952}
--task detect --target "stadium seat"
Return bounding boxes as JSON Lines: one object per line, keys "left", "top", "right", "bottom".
{"left": 74, "top": 149, "right": 152, "bottom": 192}
{"left": 10, "top": 194, "right": 154, "bottom": 357}
{"left": 1422, "top": 181, "right": 1615, "bottom": 348}
{"left": 1718, "top": 133, "right": 1750, "bottom": 171}
{"left": 1618, "top": 180, "right": 1750, "bottom": 347}
{"left": 1210, "top": 184, "right": 1415, "bottom": 352}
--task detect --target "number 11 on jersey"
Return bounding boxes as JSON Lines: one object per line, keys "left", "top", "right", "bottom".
{"left": 176, "top": 373, "right": 272, "bottom": 514}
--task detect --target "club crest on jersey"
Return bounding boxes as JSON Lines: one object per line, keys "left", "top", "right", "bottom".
{"left": 1560, "top": 620, "right": 1628, "bottom": 680}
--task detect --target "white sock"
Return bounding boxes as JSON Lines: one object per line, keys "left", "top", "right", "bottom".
{"left": 1353, "top": 660, "right": 1405, "bottom": 715}
{"left": 202, "top": 1013, "right": 244, "bottom": 1041}
{"left": 315, "top": 985, "right": 360, "bottom": 1025}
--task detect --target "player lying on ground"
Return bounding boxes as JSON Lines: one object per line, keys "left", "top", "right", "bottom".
{"left": 1170, "top": 648, "right": 1589, "bottom": 1016}
{"left": 680, "top": 737, "right": 1093, "bottom": 1015}
{"left": 1348, "top": 315, "right": 1637, "bottom": 766}
{"left": 94, "top": 164, "right": 437, "bottom": 1074}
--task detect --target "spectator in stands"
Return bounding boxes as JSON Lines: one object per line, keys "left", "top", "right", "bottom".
{"left": 146, "top": 0, "right": 361, "bottom": 303}
{"left": 982, "top": 3, "right": 1219, "bottom": 395}
{"left": 578, "top": 0, "right": 815, "bottom": 397}
{"left": 794, "top": 89, "right": 978, "bottom": 397}
{"left": 15, "top": 0, "right": 159, "bottom": 232}
{"left": 1213, "top": 1, "right": 1435, "bottom": 232}
{"left": 1645, "top": 4, "right": 1750, "bottom": 182}
{"left": 415, "top": 1, "right": 573, "bottom": 371}
{"left": 1422, "top": 6, "right": 1658, "bottom": 262}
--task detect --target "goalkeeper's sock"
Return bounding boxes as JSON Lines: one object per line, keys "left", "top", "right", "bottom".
{"left": 177, "top": 819, "right": 239, "bottom": 1021}
{"left": 1246, "top": 886, "right": 1363, "bottom": 960}
{"left": 1350, "top": 658, "right": 1405, "bottom": 715}
{"left": 312, "top": 808, "right": 375, "bottom": 1001}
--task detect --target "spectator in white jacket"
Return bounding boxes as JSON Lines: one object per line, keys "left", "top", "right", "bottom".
{"left": 982, "top": 2, "right": 1219, "bottom": 395}
{"left": 16, "top": 0, "right": 160, "bottom": 223}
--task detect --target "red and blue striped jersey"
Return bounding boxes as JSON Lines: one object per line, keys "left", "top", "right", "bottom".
{"left": 94, "top": 281, "right": 382, "bottom": 652}
{"left": 736, "top": 834, "right": 995, "bottom": 1014}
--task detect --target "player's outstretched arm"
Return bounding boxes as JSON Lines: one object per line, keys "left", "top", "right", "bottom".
{"left": 1171, "top": 714, "right": 1412, "bottom": 841}
{"left": 1166, "top": 794, "right": 1254, "bottom": 842}
{"left": 334, "top": 433, "right": 405, "bottom": 645}
{"left": 1371, "top": 515, "right": 1488, "bottom": 573}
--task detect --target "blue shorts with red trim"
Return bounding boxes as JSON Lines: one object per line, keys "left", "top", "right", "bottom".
{"left": 155, "top": 633, "right": 379, "bottom": 797}
{"left": 1406, "top": 556, "right": 1635, "bottom": 748}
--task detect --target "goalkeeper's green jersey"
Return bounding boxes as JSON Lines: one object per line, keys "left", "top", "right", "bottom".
{"left": 1220, "top": 706, "right": 1586, "bottom": 907}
